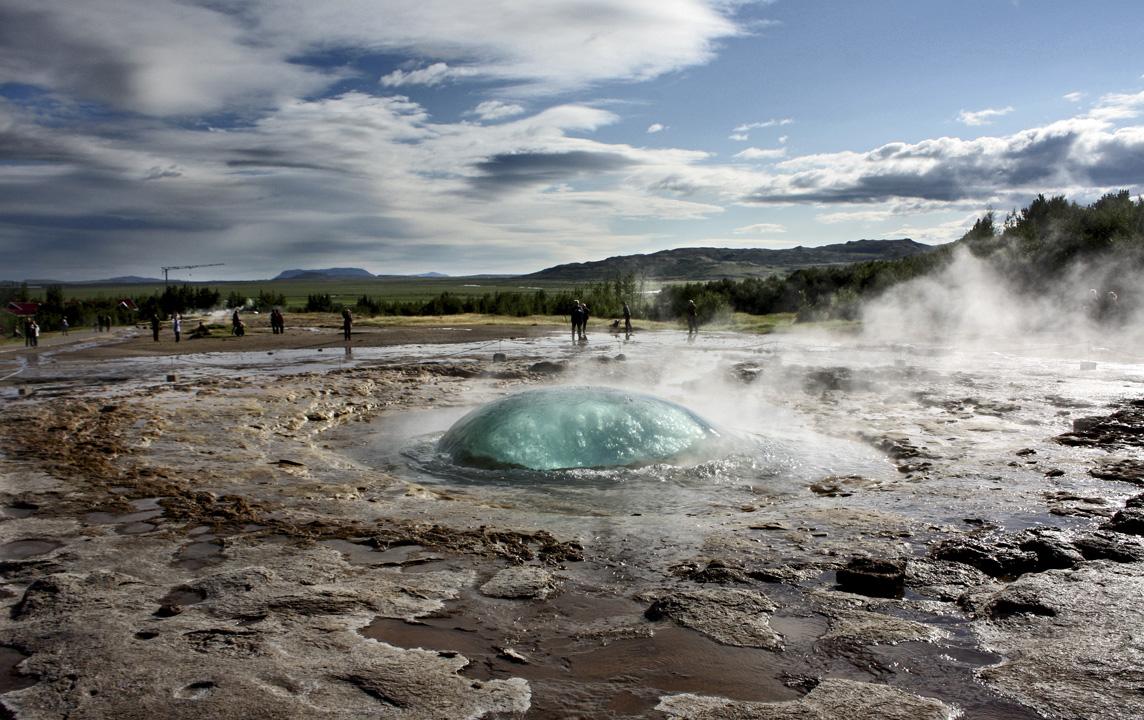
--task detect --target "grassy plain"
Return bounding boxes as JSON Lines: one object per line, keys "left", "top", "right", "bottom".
{"left": 42, "top": 277, "right": 595, "bottom": 305}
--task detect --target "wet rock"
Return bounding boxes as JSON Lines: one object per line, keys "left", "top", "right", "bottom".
{"left": 11, "top": 571, "right": 137, "bottom": 620}
{"left": 905, "top": 559, "right": 994, "bottom": 601}
{"left": 657, "top": 677, "right": 956, "bottom": 720}
{"left": 1045, "top": 491, "right": 1114, "bottom": 518}
{"left": 821, "top": 608, "right": 943, "bottom": 646}
{"left": 803, "top": 367, "right": 860, "bottom": 394}
{"left": 671, "top": 559, "right": 752, "bottom": 585}
{"left": 1056, "top": 399, "right": 1144, "bottom": 448}
{"left": 728, "top": 362, "right": 763, "bottom": 384}
{"left": 930, "top": 527, "right": 1081, "bottom": 579}
{"left": 1103, "top": 506, "right": 1144, "bottom": 535}
{"left": 980, "top": 585, "right": 1057, "bottom": 620}
{"left": 1016, "top": 528, "right": 1085, "bottom": 570}
{"left": 809, "top": 475, "right": 878, "bottom": 497}
{"left": 863, "top": 433, "right": 937, "bottom": 461}
{"left": 930, "top": 536, "right": 1038, "bottom": 579}
{"left": 835, "top": 557, "right": 906, "bottom": 598}
{"left": 527, "top": 361, "right": 566, "bottom": 375}
{"left": 1072, "top": 530, "right": 1144, "bottom": 562}
{"left": 495, "top": 647, "right": 529, "bottom": 664}
{"left": 366, "top": 524, "right": 583, "bottom": 565}
{"left": 975, "top": 562, "right": 1144, "bottom": 720}
{"left": 479, "top": 566, "right": 560, "bottom": 600}
{"left": 2, "top": 545, "right": 529, "bottom": 720}
{"left": 643, "top": 587, "right": 782, "bottom": 650}
{"left": 154, "top": 603, "right": 184, "bottom": 618}
{"left": 1090, "top": 458, "right": 1144, "bottom": 485}
{"left": 491, "top": 352, "right": 507, "bottom": 362}
{"left": 183, "top": 628, "right": 263, "bottom": 657}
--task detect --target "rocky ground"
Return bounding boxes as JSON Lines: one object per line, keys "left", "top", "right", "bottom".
{"left": 2, "top": 325, "right": 1143, "bottom": 719}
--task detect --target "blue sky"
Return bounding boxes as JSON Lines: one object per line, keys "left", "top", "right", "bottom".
{"left": 2, "top": 0, "right": 1144, "bottom": 280}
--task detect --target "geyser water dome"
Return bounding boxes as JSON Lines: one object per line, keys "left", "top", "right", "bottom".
{"left": 438, "top": 386, "right": 724, "bottom": 471}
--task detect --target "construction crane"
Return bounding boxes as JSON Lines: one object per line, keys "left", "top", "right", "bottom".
{"left": 161, "top": 263, "right": 224, "bottom": 285}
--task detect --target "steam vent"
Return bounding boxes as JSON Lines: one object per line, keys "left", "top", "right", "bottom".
{"left": 438, "top": 386, "right": 723, "bottom": 470}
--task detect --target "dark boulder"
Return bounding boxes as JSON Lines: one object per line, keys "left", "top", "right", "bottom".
{"left": 835, "top": 557, "right": 907, "bottom": 598}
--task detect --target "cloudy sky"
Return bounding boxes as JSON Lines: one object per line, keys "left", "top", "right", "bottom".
{"left": 3, "top": 0, "right": 1144, "bottom": 280}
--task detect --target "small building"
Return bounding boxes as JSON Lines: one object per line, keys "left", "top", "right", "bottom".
{"left": 3, "top": 301, "right": 40, "bottom": 337}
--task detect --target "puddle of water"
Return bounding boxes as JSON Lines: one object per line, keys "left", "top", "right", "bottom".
{"left": 320, "top": 539, "right": 434, "bottom": 567}
{"left": 159, "top": 586, "right": 207, "bottom": 607}
{"left": 0, "top": 539, "right": 62, "bottom": 560}
{"left": 83, "top": 509, "right": 163, "bottom": 526}
{"left": 83, "top": 499, "right": 165, "bottom": 535}
{"left": 1, "top": 504, "right": 36, "bottom": 519}
{"left": 118, "top": 522, "right": 157, "bottom": 535}
{"left": 173, "top": 540, "right": 226, "bottom": 570}
{"left": 362, "top": 615, "right": 799, "bottom": 717}
{"left": 0, "top": 646, "right": 37, "bottom": 694}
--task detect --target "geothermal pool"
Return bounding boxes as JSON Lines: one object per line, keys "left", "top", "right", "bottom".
{"left": 437, "top": 386, "right": 727, "bottom": 471}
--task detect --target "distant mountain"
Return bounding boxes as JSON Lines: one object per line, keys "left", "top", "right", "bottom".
{"left": 87, "top": 275, "right": 166, "bottom": 284}
{"left": 414, "top": 271, "right": 449, "bottom": 278}
{"left": 523, "top": 239, "right": 933, "bottom": 281}
{"left": 273, "top": 267, "right": 375, "bottom": 280}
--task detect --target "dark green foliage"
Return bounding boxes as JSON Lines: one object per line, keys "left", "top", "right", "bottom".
{"left": 226, "top": 289, "right": 286, "bottom": 310}
{"left": 136, "top": 285, "right": 220, "bottom": 319}
{"left": 4, "top": 284, "right": 222, "bottom": 334}
{"left": 254, "top": 290, "right": 286, "bottom": 310}
{"left": 304, "top": 293, "right": 336, "bottom": 312}
{"left": 345, "top": 273, "right": 650, "bottom": 321}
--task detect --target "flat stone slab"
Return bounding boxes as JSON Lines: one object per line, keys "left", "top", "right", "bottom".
{"left": 657, "top": 678, "right": 956, "bottom": 719}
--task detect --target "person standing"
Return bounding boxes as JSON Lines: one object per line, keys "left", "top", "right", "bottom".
{"left": 30, "top": 320, "right": 39, "bottom": 347}
{"left": 687, "top": 300, "right": 698, "bottom": 336}
{"left": 172, "top": 313, "right": 182, "bottom": 343}
{"left": 150, "top": 314, "right": 161, "bottom": 342}
{"left": 622, "top": 302, "right": 632, "bottom": 336}
{"left": 570, "top": 301, "right": 582, "bottom": 341}
{"left": 61, "top": 318, "right": 69, "bottom": 335}
{"left": 341, "top": 307, "right": 352, "bottom": 341}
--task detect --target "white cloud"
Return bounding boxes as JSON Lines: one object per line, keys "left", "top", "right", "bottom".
{"left": 0, "top": 0, "right": 746, "bottom": 115}
{"left": 778, "top": 135, "right": 788, "bottom": 144}
{"left": 647, "top": 123, "right": 666, "bottom": 133}
{"left": 733, "top": 92, "right": 1144, "bottom": 206}
{"left": 732, "top": 118, "right": 793, "bottom": 133}
{"left": 728, "top": 132, "right": 749, "bottom": 141}
{"left": 381, "top": 62, "right": 477, "bottom": 87}
{"left": 468, "top": 100, "right": 526, "bottom": 121}
{"left": 0, "top": 0, "right": 331, "bottom": 115}
{"left": 887, "top": 215, "right": 981, "bottom": 244}
{"left": 1063, "top": 91, "right": 1085, "bottom": 103}
{"left": 816, "top": 209, "right": 895, "bottom": 225}
{"left": 733, "top": 222, "right": 785, "bottom": 235}
{"left": 957, "top": 106, "right": 1015, "bottom": 126}
{"left": 734, "top": 147, "right": 786, "bottom": 161}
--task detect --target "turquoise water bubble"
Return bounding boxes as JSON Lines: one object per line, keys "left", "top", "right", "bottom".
{"left": 437, "top": 386, "right": 724, "bottom": 470}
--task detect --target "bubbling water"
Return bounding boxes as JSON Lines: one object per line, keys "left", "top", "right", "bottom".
{"left": 437, "top": 386, "right": 725, "bottom": 470}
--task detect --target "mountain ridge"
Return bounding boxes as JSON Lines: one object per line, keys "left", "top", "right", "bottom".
{"left": 523, "top": 239, "right": 933, "bottom": 281}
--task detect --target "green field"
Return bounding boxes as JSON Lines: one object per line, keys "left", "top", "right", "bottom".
{"left": 28, "top": 277, "right": 605, "bottom": 305}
